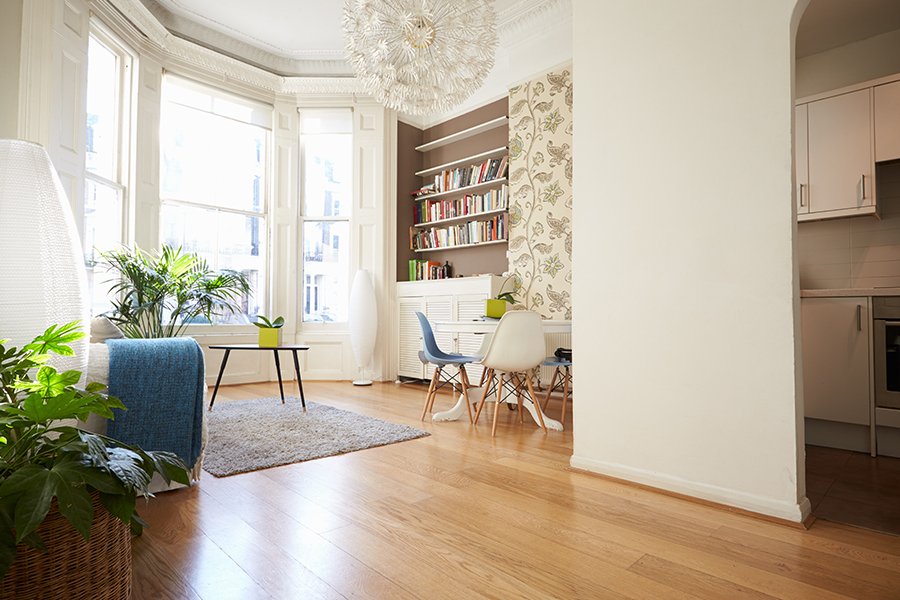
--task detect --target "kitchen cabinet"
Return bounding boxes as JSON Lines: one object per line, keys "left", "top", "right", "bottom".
{"left": 875, "top": 80, "right": 900, "bottom": 162}
{"left": 802, "top": 88, "right": 876, "bottom": 221}
{"left": 801, "top": 297, "right": 871, "bottom": 425}
{"left": 396, "top": 275, "right": 502, "bottom": 380}
{"left": 795, "top": 104, "right": 809, "bottom": 216}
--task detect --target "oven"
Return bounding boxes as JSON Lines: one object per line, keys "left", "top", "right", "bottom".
{"left": 873, "top": 297, "right": 900, "bottom": 410}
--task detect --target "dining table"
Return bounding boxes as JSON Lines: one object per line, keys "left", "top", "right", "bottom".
{"left": 431, "top": 318, "right": 572, "bottom": 431}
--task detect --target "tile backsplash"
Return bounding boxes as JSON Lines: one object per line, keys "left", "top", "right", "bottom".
{"left": 799, "top": 161, "right": 900, "bottom": 289}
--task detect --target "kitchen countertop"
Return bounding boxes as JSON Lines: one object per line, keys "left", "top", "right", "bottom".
{"left": 801, "top": 287, "right": 900, "bottom": 298}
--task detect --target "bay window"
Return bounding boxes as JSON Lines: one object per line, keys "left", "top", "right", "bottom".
{"left": 300, "top": 109, "right": 352, "bottom": 323}
{"left": 159, "top": 75, "right": 271, "bottom": 324}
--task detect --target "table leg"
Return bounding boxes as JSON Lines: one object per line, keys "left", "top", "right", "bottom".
{"left": 273, "top": 350, "right": 285, "bottom": 404}
{"left": 291, "top": 349, "right": 306, "bottom": 410}
{"left": 208, "top": 349, "right": 231, "bottom": 411}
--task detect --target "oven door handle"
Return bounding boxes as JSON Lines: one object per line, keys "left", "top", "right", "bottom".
{"left": 876, "top": 320, "right": 900, "bottom": 326}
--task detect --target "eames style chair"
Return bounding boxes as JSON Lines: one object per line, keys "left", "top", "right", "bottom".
{"left": 473, "top": 310, "right": 549, "bottom": 436}
{"left": 415, "top": 312, "right": 480, "bottom": 423}
{"left": 541, "top": 355, "right": 573, "bottom": 427}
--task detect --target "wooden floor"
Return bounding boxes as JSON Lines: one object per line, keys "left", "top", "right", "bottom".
{"left": 807, "top": 445, "right": 900, "bottom": 536}
{"left": 132, "top": 381, "right": 900, "bottom": 600}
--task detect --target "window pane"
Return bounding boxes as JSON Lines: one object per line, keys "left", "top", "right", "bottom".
{"left": 84, "top": 179, "right": 122, "bottom": 316}
{"left": 160, "top": 203, "right": 216, "bottom": 266}
{"left": 302, "top": 221, "right": 349, "bottom": 322}
{"left": 85, "top": 37, "right": 118, "bottom": 181}
{"left": 303, "top": 133, "right": 351, "bottom": 217}
{"left": 161, "top": 103, "right": 266, "bottom": 213}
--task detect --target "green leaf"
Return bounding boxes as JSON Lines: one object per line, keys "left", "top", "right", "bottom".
{"left": 105, "top": 447, "right": 151, "bottom": 492}
{"left": 10, "top": 469, "right": 57, "bottom": 542}
{"left": 52, "top": 470, "right": 93, "bottom": 540}
{"left": 272, "top": 316, "right": 284, "bottom": 328}
{"left": 85, "top": 381, "right": 107, "bottom": 393}
{"left": 0, "top": 507, "right": 18, "bottom": 579}
{"left": 149, "top": 451, "right": 190, "bottom": 486}
{"left": 99, "top": 491, "right": 135, "bottom": 526}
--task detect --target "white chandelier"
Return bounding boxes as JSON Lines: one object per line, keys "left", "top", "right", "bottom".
{"left": 342, "top": 0, "right": 498, "bottom": 116}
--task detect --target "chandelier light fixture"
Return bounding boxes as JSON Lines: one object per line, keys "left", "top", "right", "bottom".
{"left": 342, "top": 0, "right": 499, "bottom": 116}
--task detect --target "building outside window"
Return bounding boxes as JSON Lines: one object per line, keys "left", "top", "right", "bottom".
{"left": 84, "top": 25, "right": 133, "bottom": 316}
{"left": 300, "top": 109, "right": 352, "bottom": 323}
{"left": 159, "top": 75, "right": 271, "bottom": 324}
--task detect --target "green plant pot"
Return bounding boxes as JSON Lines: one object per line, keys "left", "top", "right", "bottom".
{"left": 485, "top": 299, "right": 508, "bottom": 319}
{"left": 258, "top": 327, "right": 282, "bottom": 348}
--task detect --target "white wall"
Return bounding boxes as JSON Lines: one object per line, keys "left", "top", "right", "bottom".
{"left": 797, "top": 27, "right": 900, "bottom": 98}
{"left": 0, "top": 0, "right": 23, "bottom": 139}
{"left": 571, "top": 0, "right": 808, "bottom": 521}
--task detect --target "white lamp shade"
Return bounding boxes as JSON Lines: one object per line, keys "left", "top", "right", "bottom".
{"left": 0, "top": 140, "right": 89, "bottom": 372}
{"left": 349, "top": 269, "right": 377, "bottom": 381}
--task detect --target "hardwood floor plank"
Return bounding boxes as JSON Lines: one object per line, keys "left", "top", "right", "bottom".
{"left": 628, "top": 554, "right": 777, "bottom": 600}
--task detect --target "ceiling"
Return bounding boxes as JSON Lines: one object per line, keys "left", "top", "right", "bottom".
{"left": 796, "top": 0, "right": 900, "bottom": 58}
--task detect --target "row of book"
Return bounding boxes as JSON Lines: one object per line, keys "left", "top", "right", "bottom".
{"left": 426, "top": 156, "right": 508, "bottom": 195}
{"left": 407, "top": 259, "right": 452, "bottom": 281}
{"left": 409, "top": 213, "right": 508, "bottom": 251}
{"left": 413, "top": 186, "right": 508, "bottom": 225}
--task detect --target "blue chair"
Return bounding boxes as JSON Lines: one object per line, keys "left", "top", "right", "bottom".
{"left": 416, "top": 312, "right": 480, "bottom": 423}
{"left": 541, "top": 355, "right": 573, "bottom": 427}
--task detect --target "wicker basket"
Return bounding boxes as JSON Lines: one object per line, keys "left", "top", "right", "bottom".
{"left": 0, "top": 493, "right": 132, "bottom": 600}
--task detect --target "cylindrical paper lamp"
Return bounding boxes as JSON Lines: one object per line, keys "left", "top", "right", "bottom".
{"left": 0, "top": 140, "right": 89, "bottom": 372}
{"left": 349, "top": 269, "right": 377, "bottom": 386}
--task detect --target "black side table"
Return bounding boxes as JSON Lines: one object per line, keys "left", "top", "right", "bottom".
{"left": 208, "top": 344, "right": 310, "bottom": 411}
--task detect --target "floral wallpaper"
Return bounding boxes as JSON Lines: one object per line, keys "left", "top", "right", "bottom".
{"left": 508, "top": 68, "right": 573, "bottom": 320}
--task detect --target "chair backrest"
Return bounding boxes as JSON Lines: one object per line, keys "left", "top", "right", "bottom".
{"left": 480, "top": 311, "right": 546, "bottom": 373}
{"left": 415, "top": 311, "right": 443, "bottom": 361}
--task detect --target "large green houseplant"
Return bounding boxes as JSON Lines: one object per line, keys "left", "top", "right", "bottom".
{"left": 101, "top": 245, "right": 251, "bottom": 338}
{"left": 0, "top": 322, "right": 188, "bottom": 577}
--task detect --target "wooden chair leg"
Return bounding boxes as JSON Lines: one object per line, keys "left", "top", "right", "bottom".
{"left": 459, "top": 365, "right": 474, "bottom": 424}
{"left": 427, "top": 367, "right": 444, "bottom": 416}
{"left": 512, "top": 374, "right": 524, "bottom": 423}
{"left": 560, "top": 366, "right": 571, "bottom": 427}
{"left": 421, "top": 367, "right": 439, "bottom": 421}
{"left": 473, "top": 369, "right": 494, "bottom": 425}
{"left": 525, "top": 372, "right": 548, "bottom": 433}
{"left": 542, "top": 368, "right": 559, "bottom": 412}
{"left": 491, "top": 373, "right": 504, "bottom": 437}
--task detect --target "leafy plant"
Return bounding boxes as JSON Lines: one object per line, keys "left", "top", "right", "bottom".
{"left": 101, "top": 245, "right": 251, "bottom": 338}
{"left": 253, "top": 315, "right": 284, "bottom": 329}
{"left": 495, "top": 276, "right": 519, "bottom": 304}
{"left": 0, "top": 322, "right": 189, "bottom": 576}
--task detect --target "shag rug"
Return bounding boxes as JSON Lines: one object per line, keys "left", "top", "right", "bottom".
{"left": 202, "top": 397, "right": 430, "bottom": 477}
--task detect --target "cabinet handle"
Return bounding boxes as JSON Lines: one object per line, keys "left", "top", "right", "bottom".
{"left": 858, "top": 175, "right": 866, "bottom": 202}
{"left": 857, "top": 305, "right": 862, "bottom": 331}
{"left": 799, "top": 183, "right": 806, "bottom": 207}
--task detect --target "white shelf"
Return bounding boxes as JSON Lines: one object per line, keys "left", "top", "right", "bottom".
{"left": 414, "top": 239, "right": 508, "bottom": 253}
{"left": 416, "top": 147, "right": 508, "bottom": 178}
{"left": 415, "top": 116, "right": 508, "bottom": 152}
{"left": 413, "top": 208, "right": 507, "bottom": 229}
{"left": 413, "top": 178, "right": 507, "bottom": 202}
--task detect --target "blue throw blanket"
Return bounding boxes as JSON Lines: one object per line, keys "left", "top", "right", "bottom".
{"left": 106, "top": 337, "right": 204, "bottom": 469}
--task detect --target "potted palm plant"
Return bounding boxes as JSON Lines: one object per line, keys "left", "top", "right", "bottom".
{"left": 0, "top": 322, "right": 188, "bottom": 598}
{"left": 101, "top": 245, "right": 251, "bottom": 338}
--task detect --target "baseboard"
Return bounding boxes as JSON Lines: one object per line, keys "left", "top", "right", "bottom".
{"left": 569, "top": 455, "right": 811, "bottom": 524}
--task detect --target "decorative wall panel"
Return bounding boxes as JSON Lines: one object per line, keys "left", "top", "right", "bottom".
{"left": 508, "top": 67, "right": 573, "bottom": 319}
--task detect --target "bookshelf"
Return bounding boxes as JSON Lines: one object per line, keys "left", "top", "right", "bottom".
{"left": 415, "top": 239, "right": 508, "bottom": 253}
{"left": 414, "top": 116, "right": 507, "bottom": 152}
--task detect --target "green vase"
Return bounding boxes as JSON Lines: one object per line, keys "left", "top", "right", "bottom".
{"left": 258, "top": 327, "right": 282, "bottom": 348}
{"left": 485, "top": 299, "right": 508, "bottom": 319}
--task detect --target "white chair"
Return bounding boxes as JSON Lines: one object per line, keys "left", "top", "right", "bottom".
{"left": 473, "top": 311, "right": 548, "bottom": 437}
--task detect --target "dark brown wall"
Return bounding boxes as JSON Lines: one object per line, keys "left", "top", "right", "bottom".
{"left": 402, "top": 98, "right": 510, "bottom": 278}
{"left": 397, "top": 122, "right": 423, "bottom": 281}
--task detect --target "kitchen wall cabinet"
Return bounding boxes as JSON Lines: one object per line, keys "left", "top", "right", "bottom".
{"left": 802, "top": 88, "right": 876, "bottom": 221}
{"left": 396, "top": 275, "right": 503, "bottom": 380}
{"left": 795, "top": 104, "right": 810, "bottom": 216}
{"left": 801, "top": 297, "right": 871, "bottom": 425}
{"left": 875, "top": 80, "right": 900, "bottom": 163}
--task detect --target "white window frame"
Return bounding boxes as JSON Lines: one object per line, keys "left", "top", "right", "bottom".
{"left": 299, "top": 108, "right": 353, "bottom": 329}
{"left": 158, "top": 74, "right": 273, "bottom": 334}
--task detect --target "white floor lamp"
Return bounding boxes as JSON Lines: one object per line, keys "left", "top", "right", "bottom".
{"left": 349, "top": 269, "right": 377, "bottom": 386}
{"left": 0, "top": 140, "right": 89, "bottom": 372}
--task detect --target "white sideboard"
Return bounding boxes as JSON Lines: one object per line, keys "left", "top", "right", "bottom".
{"left": 396, "top": 275, "right": 504, "bottom": 381}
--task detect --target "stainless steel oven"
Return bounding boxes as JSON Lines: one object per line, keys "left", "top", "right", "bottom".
{"left": 873, "top": 297, "right": 900, "bottom": 409}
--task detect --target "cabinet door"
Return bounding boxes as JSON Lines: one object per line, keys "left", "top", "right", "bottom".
{"left": 424, "top": 296, "right": 453, "bottom": 381}
{"left": 398, "top": 297, "right": 425, "bottom": 379}
{"left": 807, "top": 88, "right": 874, "bottom": 216}
{"left": 795, "top": 104, "right": 810, "bottom": 215}
{"left": 455, "top": 294, "right": 489, "bottom": 383}
{"left": 875, "top": 81, "right": 900, "bottom": 162}
{"left": 801, "top": 297, "right": 871, "bottom": 425}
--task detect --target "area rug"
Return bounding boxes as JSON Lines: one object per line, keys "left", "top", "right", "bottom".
{"left": 202, "top": 397, "right": 430, "bottom": 477}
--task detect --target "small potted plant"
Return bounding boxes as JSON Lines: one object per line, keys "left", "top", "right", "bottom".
{"left": 0, "top": 322, "right": 188, "bottom": 597}
{"left": 253, "top": 315, "right": 285, "bottom": 347}
{"left": 486, "top": 277, "right": 518, "bottom": 319}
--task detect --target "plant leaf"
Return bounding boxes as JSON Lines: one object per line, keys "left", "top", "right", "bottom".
{"left": 99, "top": 491, "right": 135, "bottom": 526}
{"left": 0, "top": 506, "right": 18, "bottom": 579}
{"left": 51, "top": 468, "right": 93, "bottom": 540}
{"left": 272, "top": 316, "right": 284, "bottom": 328}
{"left": 10, "top": 468, "right": 57, "bottom": 542}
